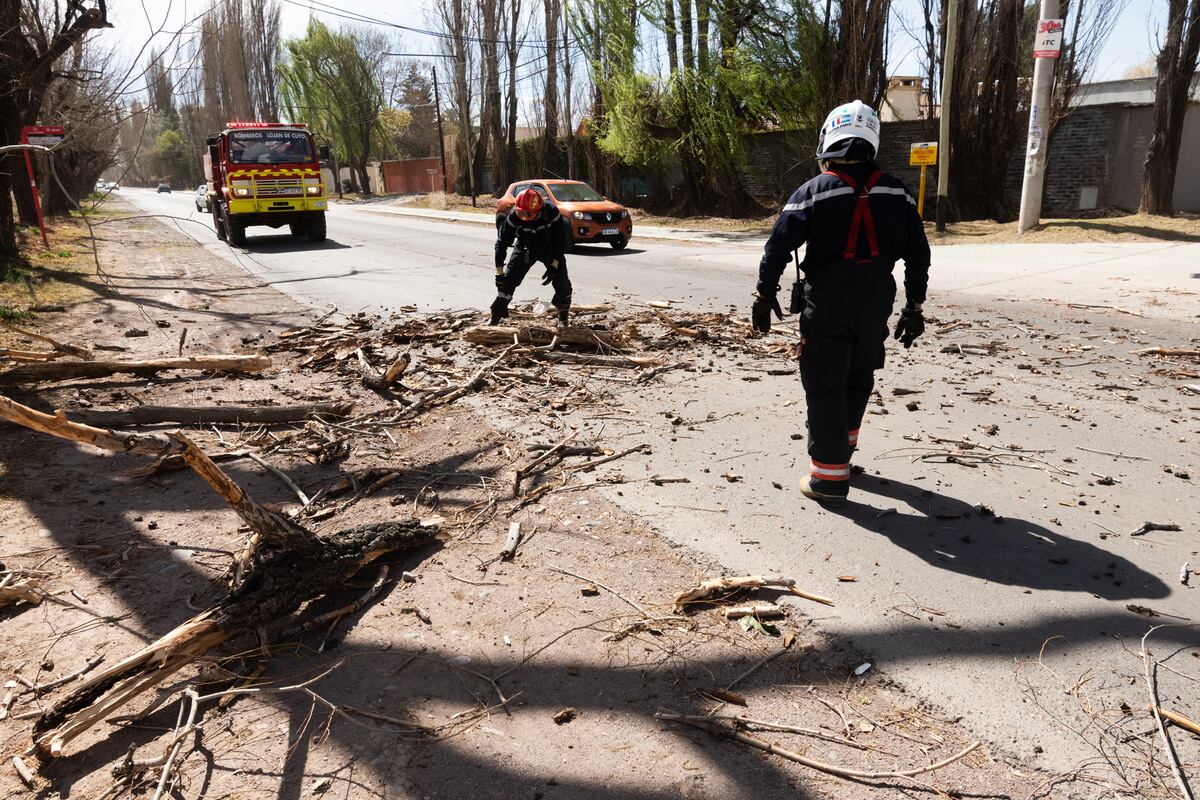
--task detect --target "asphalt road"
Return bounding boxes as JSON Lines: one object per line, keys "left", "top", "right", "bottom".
{"left": 123, "top": 187, "right": 1200, "bottom": 772}
{"left": 125, "top": 187, "right": 1199, "bottom": 319}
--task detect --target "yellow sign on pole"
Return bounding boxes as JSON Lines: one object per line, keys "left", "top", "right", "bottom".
{"left": 909, "top": 142, "right": 938, "bottom": 219}
{"left": 909, "top": 142, "right": 938, "bottom": 165}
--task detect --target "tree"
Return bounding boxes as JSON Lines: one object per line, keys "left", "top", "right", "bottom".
{"left": 0, "top": 0, "right": 110, "bottom": 272}
{"left": 1140, "top": 0, "right": 1200, "bottom": 215}
{"left": 278, "top": 20, "right": 392, "bottom": 194}
{"left": 43, "top": 45, "right": 122, "bottom": 215}
{"left": 574, "top": 0, "right": 822, "bottom": 215}
{"left": 541, "top": 0, "right": 561, "bottom": 170}
{"left": 395, "top": 64, "right": 440, "bottom": 159}
{"left": 433, "top": 0, "right": 479, "bottom": 199}
{"left": 503, "top": 0, "right": 529, "bottom": 187}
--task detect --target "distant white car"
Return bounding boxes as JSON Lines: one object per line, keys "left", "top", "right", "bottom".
{"left": 195, "top": 184, "right": 209, "bottom": 212}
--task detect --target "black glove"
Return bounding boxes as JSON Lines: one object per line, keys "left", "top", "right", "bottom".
{"left": 751, "top": 289, "right": 783, "bottom": 333}
{"left": 541, "top": 258, "right": 560, "bottom": 286}
{"left": 494, "top": 268, "right": 506, "bottom": 292}
{"left": 893, "top": 304, "right": 925, "bottom": 348}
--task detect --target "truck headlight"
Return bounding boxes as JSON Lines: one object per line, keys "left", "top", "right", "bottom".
{"left": 573, "top": 211, "right": 592, "bottom": 220}
{"left": 233, "top": 187, "right": 250, "bottom": 197}
{"left": 306, "top": 185, "right": 321, "bottom": 195}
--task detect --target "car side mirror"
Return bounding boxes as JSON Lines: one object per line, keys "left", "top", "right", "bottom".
{"left": 205, "top": 135, "right": 218, "bottom": 147}
{"left": 207, "top": 144, "right": 219, "bottom": 164}
{"left": 319, "top": 144, "right": 330, "bottom": 161}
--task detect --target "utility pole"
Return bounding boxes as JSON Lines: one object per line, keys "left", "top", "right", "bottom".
{"left": 1018, "top": 4, "right": 1064, "bottom": 233}
{"left": 432, "top": 66, "right": 449, "bottom": 194}
{"left": 935, "top": 0, "right": 960, "bottom": 233}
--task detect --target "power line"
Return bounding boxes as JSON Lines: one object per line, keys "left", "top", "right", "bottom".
{"left": 280, "top": 0, "right": 569, "bottom": 47}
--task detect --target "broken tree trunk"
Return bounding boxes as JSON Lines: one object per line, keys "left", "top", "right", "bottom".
{"left": 462, "top": 324, "right": 626, "bottom": 351}
{"left": 69, "top": 401, "right": 354, "bottom": 427}
{"left": 0, "top": 355, "right": 271, "bottom": 384}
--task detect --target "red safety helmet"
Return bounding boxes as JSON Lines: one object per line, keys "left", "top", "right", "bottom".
{"left": 514, "top": 187, "right": 544, "bottom": 221}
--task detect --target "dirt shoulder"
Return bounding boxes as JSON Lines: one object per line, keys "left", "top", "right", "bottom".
{"left": 0, "top": 200, "right": 1043, "bottom": 798}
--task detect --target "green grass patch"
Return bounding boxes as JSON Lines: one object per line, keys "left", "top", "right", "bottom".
{"left": 0, "top": 304, "right": 33, "bottom": 322}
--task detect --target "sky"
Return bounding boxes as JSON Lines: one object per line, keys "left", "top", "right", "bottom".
{"left": 108, "top": 0, "right": 1163, "bottom": 104}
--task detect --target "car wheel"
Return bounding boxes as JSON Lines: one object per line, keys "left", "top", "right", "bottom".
{"left": 610, "top": 236, "right": 629, "bottom": 250}
{"left": 288, "top": 222, "right": 306, "bottom": 237}
{"left": 213, "top": 206, "right": 227, "bottom": 241}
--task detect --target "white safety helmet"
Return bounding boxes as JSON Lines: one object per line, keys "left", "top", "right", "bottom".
{"left": 816, "top": 100, "right": 881, "bottom": 160}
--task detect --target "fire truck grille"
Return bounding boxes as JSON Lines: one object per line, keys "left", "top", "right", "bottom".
{"left": 254, "top": 179, "right": 303, "bottom": 197}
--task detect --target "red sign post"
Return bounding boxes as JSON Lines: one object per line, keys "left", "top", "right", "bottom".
{"left": 19, "top": 125, "right": 65, "bottom": 248}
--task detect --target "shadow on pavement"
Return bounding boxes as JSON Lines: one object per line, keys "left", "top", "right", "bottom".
{"left": 240, "top": 236, "right": 352, "bottom": 253}
{"left": 826, "top": 475, "right": 1169, "bottom": 601}
{"left": 570, "top": 245, "right": 647, "bottom": 256}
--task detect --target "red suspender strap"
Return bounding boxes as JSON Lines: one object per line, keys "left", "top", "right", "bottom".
{"left": 825, "top": 168, "right": 883, "bottom": 262}
{"left": 859, "top": 170, "right": 883, "bottom": 260}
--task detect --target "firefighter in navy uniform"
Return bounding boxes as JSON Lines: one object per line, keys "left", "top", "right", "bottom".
{"left": 752, "top": 100, "right": 931, "bottom": 506}
{"left": 491, "top": 187, "right": 573, "bottom": 326}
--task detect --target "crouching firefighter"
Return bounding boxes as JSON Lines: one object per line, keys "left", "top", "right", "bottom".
{"left": 491, "top": 187, "right": 573, "bottom": 326}
{"left": 751, "top": 100, "right": 931, "bottom": 506}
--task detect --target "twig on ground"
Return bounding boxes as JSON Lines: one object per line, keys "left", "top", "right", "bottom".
{"left": 1141, "top": 627, "right": 1196, "bottom": 800}
{"left": 656, "top": 710, "right": 981, "bottom": 780}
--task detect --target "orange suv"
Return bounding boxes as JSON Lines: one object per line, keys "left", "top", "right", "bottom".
{"left": 496, "top": 179, "right": 633, "bottom": 249}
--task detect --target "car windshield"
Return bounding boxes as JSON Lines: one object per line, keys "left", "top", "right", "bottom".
{"left": 229, "top": 130, "right": 314, "bottom": 164}
{"left": 548, "top": 183, "right": 603, "bottom": 202}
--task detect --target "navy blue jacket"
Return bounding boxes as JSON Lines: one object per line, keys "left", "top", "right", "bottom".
{"left": 757, "top": 163, "right": 930, "bottom": 305}
{"left": 495, "top": 204, "right": 571, "bottom": 267}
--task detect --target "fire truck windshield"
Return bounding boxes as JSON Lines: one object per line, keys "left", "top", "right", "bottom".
{"left": 229, "top": 130, "right": 314, "bottom": 164}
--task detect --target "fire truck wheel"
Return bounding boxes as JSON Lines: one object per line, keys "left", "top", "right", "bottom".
{"left": 288, "top": 222, "right": 306, "bottom": 237}
{"left": 305, "top": 213, "right": 327, "bottom": 242}
{"left": 228, "top": 221, "right": 247, "bottom": 247}
{"left": 213, "top": 208, "right": 227, "bottom": 241}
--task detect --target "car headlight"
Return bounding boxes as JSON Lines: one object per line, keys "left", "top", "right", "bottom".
{"left": 573, "top": 211, "right": 592, "bottom": 220}
{"left": 306, "top": 185, "right": 321, "bottom": 195}
{"left": 620, "top": 210, "right": 629, "bottom": 219}
{"left": 233, "top": 188, "right": 249, "bottom": 197}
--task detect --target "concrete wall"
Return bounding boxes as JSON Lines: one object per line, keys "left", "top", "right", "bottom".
{"left": 1038, "top": 103, "right": 1200, "bottom": 213}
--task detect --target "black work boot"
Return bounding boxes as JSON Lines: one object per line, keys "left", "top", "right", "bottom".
{"left": 799, "top": 474, "right": 848, "bottom": 506}
{"left": 489, "top": 297, "right": 510, "bottom": 326}
{"left": 557, "top": 306, "right": 570, "bottom": 327}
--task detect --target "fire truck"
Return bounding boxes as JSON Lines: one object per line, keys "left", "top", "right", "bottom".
{"left": 203, "top": 122, "right": 329, "bottom": 246}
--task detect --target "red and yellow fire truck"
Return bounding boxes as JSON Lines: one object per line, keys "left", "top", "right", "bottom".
{"left": 203, "top": 122, "right": 329, "bottom": 246}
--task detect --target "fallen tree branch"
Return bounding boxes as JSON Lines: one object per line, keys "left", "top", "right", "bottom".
{"left": 30, "top": 520, "right": 432, "bottom": 759}
{"left": 1130, "top": 521, "right": 1182, "bottom": 537}
{"left": 655, "top": 710, "right": 981, "bottom": 780}
{"left": 674, "top": 576, "right": 834, "bottom": 611}
{"left": 514, "top": 432, "right": 578, "bottom": 495}
{"left": 0, "top": 320, "right": 92, "bottom": 361}
{"left": 1155, "top": 705, "right": 1200, "bottom": 738}
{"left": 0, "top": 395, "right": 318, "bottom": 558}
{"left": 357, "top": 348, "right": 410, "bottom": 394}
{"left": 463, "top": 324, "right": 625, "bottom": 351}
{"left": 70, "top": 402, "right": 353, "bottom": 427}
{"left": 1132, "top": 347, "right": 1200, "bottom": 358}
{"left": 0, "top": 354, "right": 271, "bottom": 384}
{"left": 1142, "top": 628, "right": 1196, "bottom": 800}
